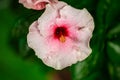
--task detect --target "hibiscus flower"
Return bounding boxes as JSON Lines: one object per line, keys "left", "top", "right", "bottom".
{"left": 27, "top": 1, "right": 94, "bottom": 70}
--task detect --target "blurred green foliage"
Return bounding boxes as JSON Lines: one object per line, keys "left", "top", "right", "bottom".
{"left": 0, "top": 0, "right": 120, "bottom": 80}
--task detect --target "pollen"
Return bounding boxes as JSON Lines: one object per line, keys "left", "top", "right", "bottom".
{"left": 59, "top": 35, "right": 66, "bottom": 42}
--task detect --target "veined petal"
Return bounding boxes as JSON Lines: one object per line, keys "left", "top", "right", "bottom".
{"left": 27, "top": 21, "right": 46, "bottom": 58}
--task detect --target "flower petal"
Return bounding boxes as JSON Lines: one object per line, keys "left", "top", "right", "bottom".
{"left": 60, "top": 6, "right": 94, "bottom": 30}
{"left": 19, "top": 0, "right": 58, "bottom": 10}
{"left": 59, "top": 6, "right": 94, "bottom": 60}
{"left": 27, "top": 21, "right": 46, "bottom": 58}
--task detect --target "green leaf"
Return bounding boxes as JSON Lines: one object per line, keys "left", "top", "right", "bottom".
{"left": 108, "top": 62, "right": 120, "bottom": 80}
{"left": 0, "top": 48, "right": 49, "bottom": 80}
{"left": 105, "top": 0, "right": 120, "bottom": 28}
{"left": 96, "top": 0, "right": 120, "bottom": 33}
{"left": 107, "top": 41, "right": 120, "bottom": 64}
{"left": 107, "top": 24, "right": 120, "bottom": 40}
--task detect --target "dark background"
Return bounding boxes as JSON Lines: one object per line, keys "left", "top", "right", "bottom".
{"left": 0, "top": 0, "right": 120, "bottom": 80}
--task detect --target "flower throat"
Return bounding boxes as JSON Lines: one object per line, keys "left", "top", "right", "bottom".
{"left": 54, "top": 27, "right": 68, "bottom": 43}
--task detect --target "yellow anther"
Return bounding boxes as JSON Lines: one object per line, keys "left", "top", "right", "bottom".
{"left": 59, "top": 35, "right": 66, "bottom": 43}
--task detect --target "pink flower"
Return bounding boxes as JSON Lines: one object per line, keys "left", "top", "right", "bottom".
{"left": 27, "top": 1, "right": 94, "bottom": 70}
{"left": 19, "top": 0, "right": 58, "bottom": 10}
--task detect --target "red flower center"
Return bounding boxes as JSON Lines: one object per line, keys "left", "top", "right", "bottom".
{"left": 54, "top": 27, "right": 68, "bottom": 42}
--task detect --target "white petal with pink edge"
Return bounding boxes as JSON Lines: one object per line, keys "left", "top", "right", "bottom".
{"left": 27, "top": 1, "right": 94, "bottom": 70}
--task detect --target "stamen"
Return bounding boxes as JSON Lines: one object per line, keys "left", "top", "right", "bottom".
{"left": 59, "top": 35, "right": 66, "bottom": 43}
